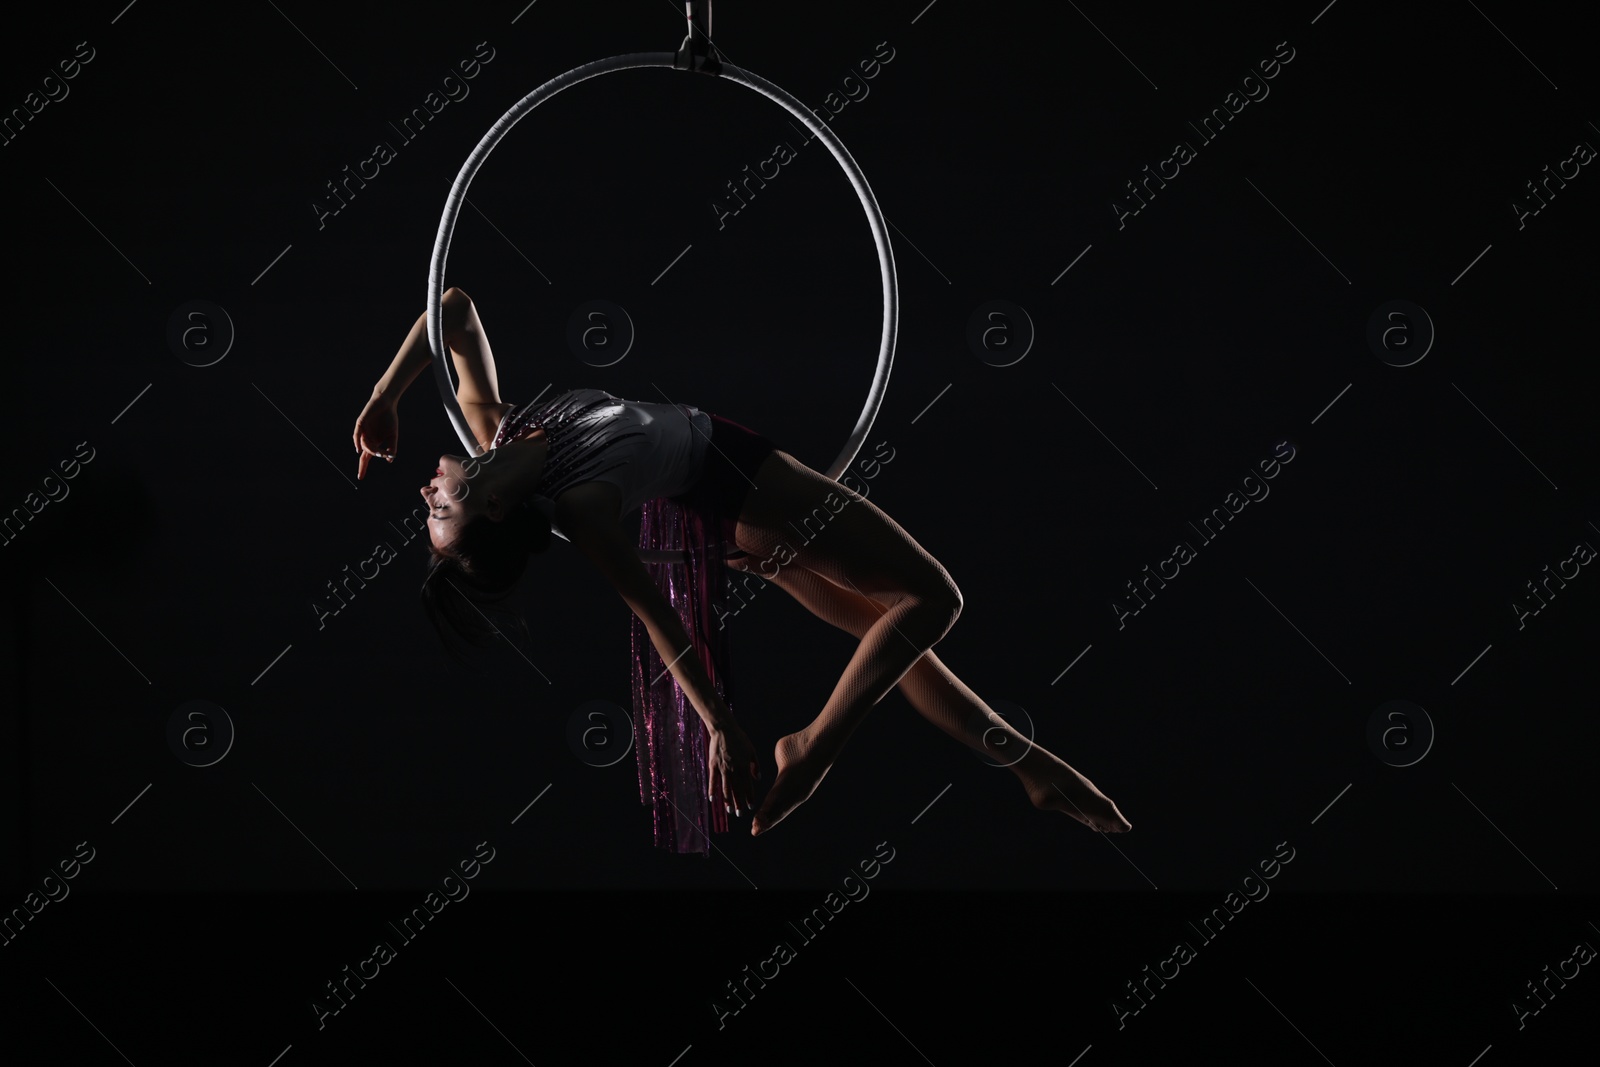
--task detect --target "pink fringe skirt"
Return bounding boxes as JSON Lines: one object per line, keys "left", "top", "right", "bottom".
{"left": 629, "top": 414, "right": 777, "bottom": 855}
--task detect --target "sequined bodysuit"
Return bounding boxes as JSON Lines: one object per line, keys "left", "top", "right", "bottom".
{"left": 491, "top": 387, "right": 712, "bottom": 517}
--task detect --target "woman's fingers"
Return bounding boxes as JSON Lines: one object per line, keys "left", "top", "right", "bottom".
{"left": 707, "top": 756, "right": 761, "bottom": 815}
{"left": 355, "top": 443, "right": 396, "bottom": 480}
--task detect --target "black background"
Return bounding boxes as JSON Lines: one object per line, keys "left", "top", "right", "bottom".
{"left": 1, "top": 1, "right": 1595, "bottom": 1063}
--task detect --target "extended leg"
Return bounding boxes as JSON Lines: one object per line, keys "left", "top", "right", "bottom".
{"left": 731, "top": 450, "right": 1130, "bottom": 835}
{"left": 741, "top": 557, "right": 1131, "bottom": 833}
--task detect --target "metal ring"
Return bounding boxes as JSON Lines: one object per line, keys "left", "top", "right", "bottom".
{"left": 427, "top": 52, "right": 897, "bottom": 562}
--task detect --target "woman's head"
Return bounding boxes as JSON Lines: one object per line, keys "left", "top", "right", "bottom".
{"left": 418, "top": 448, "right": 551, "bottom": 661}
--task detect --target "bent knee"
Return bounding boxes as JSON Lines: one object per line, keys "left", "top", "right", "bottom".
{"left": 918, "top": 571, "right": 962, "bottom": 635}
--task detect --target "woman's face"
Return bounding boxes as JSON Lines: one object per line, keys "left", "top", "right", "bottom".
{"left": 418, "top": 435, "right": 542, "bottom": 550}
{"left": 420, "top": 453, "right": 486, "bottom": 550}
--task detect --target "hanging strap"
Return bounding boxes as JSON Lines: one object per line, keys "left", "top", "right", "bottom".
{"left": 673, "top": 0, "right": 722, "bottom": 75}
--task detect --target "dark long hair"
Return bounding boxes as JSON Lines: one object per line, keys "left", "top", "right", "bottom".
{"left": 420, "top": 497, "right": 552, "bottom": 663}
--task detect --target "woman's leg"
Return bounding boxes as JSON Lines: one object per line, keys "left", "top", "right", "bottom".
{"left": 730, "top": 449, "right": 1129, "bottom": 834}
{"left": 730, "top": 451, "right": 955, "bottom": 833}
{"left": 737, "top": 555, "right": 1131, "bottom": 833}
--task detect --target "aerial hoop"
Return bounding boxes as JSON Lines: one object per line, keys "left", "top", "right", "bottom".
{"left": 426, "top": 34, "right": 897, "bottom": 563}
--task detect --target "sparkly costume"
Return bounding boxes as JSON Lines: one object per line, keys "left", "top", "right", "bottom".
{"left": 491, "top": 388, "right": 712, "bottom": 517}
{"left": 493, "top": 388, "right": 757, "bottom": 856}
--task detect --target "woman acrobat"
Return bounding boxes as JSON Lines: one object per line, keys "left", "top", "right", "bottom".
{"left": 352, "top": 287, "right": 1132, "bottom": 838}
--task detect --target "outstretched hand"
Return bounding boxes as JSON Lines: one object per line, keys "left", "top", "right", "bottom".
{"left": 707, "top": 723, "right": 761, "bottom": 817}
{"left": 352, "top": 392, "right": 400, "bottom": 480}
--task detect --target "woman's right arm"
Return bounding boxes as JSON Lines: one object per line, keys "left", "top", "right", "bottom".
{"left": 372, "top": 287, "right": 486, "bottom": 402}
{"left": 355, "top": 289, "right": 505, "bottom": 476}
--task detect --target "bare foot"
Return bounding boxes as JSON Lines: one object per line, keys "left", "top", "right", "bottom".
{"left": 1023, "top": 762, "right": 1132, "bottom": 833}
{"left": 751, "top": 732, "right": 833, "bottom": 836}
